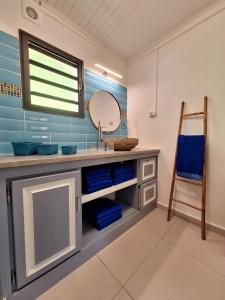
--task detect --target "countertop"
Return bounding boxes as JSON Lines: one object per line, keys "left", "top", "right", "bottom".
{"left": 0, "top": 148, "right": 159, "bottom": 169}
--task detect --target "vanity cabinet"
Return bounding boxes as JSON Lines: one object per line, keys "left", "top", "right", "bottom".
{"left": 10, "top": 171, "right": 82, "bottom": 289}
{"left": 0, "top": 149, "right": 159, "bottom": 300}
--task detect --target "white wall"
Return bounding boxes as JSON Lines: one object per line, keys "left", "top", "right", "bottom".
{"left": 128, "top": 8, "right": 225, "bottom": 230}
{"left": 0, "top": 0, "right": 127, "bottom": 85}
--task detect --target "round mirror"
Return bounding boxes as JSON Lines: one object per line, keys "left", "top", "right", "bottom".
{"left": 89, "top": 91, "right": 121, "bottom": 132}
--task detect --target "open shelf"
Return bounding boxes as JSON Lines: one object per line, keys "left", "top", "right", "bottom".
{"left": 82, "top": 178, "right": 138, "bottom": 204}
{"left": 82, "top": 202, "right": 139, "bottom": 248}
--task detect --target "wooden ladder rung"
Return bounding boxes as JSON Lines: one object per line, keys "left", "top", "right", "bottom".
{"left": 183, "top": 111, "right": 204, "bottom": 117}
{"left": 175, "top": 177, "right": 203, "bottom": 186}
{"left": 172, "top": 198, "right": 201, "bottom": 211}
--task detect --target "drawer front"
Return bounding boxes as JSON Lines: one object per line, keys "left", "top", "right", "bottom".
{"left": 140, "top": 157, "right": 157, "bottom": 183}
{"left": 11, "top": 171, "right": 82, "bottom": 289}
{"left": 139, "top": 180, "right": 157, "bottom": 209}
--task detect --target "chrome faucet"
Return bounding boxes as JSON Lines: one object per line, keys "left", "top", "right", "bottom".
{"left": 98, "top": 121, "right": 103, "bottom": 142}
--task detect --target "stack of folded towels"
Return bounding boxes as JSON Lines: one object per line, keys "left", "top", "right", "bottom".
{"left": 82, "top": 166, "right": 113, "bottom": 194}
{"left": 112, "top": 163, "right": 135, "bottom": 185}
{"left": 83, "top": 198, "right": 123, "bottom": 230}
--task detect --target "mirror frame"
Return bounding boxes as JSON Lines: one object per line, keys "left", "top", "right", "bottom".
{"left": 89, "top": 90, "right": 121, "bottom": 133}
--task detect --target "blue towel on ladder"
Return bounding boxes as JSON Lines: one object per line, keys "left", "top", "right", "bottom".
{"left": 176, "top": 135, "right": 205, "bottom": 180}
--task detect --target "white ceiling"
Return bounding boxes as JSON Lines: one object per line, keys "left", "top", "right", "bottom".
{"left": 43, "top": 0, "right": 223, "bottom": 60}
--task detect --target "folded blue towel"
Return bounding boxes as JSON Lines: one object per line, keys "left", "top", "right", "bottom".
{"left": 86, "top": 170, "right": 112, "bottom": 179}
{"left": 95, "top": 210, "right": 122, "bottom": 223}
{"left": 95, "top": 213, "right": 122, "bottom": 230}
{"left": 82, "top": 166, "right": 113, "bottom": 194}
{"left": 83, "top": 198, "right": 122, "bottom": 220}
{"left": 176, "top": 135, "right": 205, "bottom": 180}
{"left": 85, "top": 178, "right": 113, "bottom": 188}
{"left": 114, "top": 177, "right": 134, "bottom": 185}
{"left": 114, "top": 173, "right": 134, "bottom": 180}
{"left": 112, "top": 164, "right": 135, "bottom": 185}
{"left": 114, "top": 167, "right": 134, "bottom": 175}
{"left": 84, "top": 168, "right": 111, "bottom": 177}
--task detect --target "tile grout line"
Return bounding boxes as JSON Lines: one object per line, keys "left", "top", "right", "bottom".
{"left": 121, "top": 237, "right": 162, "bottom": 289}
{"left": 162, "top": 234, "right": 225, "bottom": 279}
{"left": 159, "top": 210, "right": 225, "bottom": 279}
{"left": 96, "top": 254, "right": 123, "bottom": 288}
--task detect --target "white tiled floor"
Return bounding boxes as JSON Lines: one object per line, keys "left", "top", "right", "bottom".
{"left": 37, "top": 208, "right": 225, "bottom": 300}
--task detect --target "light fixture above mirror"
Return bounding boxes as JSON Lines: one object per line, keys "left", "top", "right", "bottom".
{"left": 95, "top": 64, "right": 123, "bottom": 79}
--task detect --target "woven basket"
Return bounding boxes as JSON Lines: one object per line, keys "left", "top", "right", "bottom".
{"left": 104, "top": 138, "right": 139, "bottom": 151}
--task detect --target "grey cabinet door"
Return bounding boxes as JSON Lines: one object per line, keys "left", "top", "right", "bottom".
{"left": 139, "top": 180, "right": 157, "bottom": 209}
{"left": 11, "top": 171, "right": 81, "bottom": 289}
{"left": 139, "top": 157, "right": 157, "bottom": 184}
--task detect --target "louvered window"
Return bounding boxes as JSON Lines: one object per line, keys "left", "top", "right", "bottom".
{"left": 19, "top": 30, "right": 84, "bottom": 117}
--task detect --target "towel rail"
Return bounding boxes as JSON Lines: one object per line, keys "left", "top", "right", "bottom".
{"left": 175, "top": 177, "right": 203, "bottom": 186}
{"left": 172, "top": 198, "right": 201, "bottom": 211}
{"left": 183, "top": 111, "right": 204, "bottom": 117}
{"left": 167, "top": 96, "right": 208, "bottom": 240}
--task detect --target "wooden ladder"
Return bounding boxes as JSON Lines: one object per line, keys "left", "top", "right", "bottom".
{"left": 167, "top": 96, "right": 208, "bottom": 240}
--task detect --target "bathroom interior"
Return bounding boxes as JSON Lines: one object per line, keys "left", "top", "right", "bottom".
{"left": 0, "top": 0, "right": 225, "bottom": 299}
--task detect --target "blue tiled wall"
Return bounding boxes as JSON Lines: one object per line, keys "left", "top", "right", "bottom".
{"left": 0, "top": 31, "right": 127, "bottom": 154}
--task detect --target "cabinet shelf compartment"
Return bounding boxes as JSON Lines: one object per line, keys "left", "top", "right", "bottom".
{"left": 82, "top": 178, "right": 138, "bottom": 204}
{"left": 82, "top": 181, "right": 139, "bottom": 248}
{"left": 82, "top": 202, "right": 139, "bottom": 248}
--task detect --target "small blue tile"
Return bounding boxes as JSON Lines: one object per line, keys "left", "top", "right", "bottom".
{"left": 0, "top": 95, "right": 22, "bottom": 108}
{"left": 121, "top": 128, "right": 128, "bottom": 136}
{"left": 70, "top": 116, "right": 93, "bottom": 127}
{"left": 0, "top": 32, "right": 19, "bottom": 49}
{"left": 0, "top": 56, "right": 20, "bottom": 73}
{"left": 121, "top": 118, "right": 128, "bottom": 129}
{"left": 70, "top": 124, "right": 97, "bottom": 134}
{"left": 84, "top": 86, "right": 98, "bottom": 97}
{"left": 84, "top": 110, "right": 90, "bottom": 118}
{"left": 86, "top": 142, "right": 99, "bottom": 151}
{"left": 84, "top": 77, "right": 110, "bottom": 91}
{"left": 0, "top": 107, "right": 24, "bottom": 120}
{"left": 25, "top": 110, "right": 70, "bottom": 125}
{"left": 0, "top": 131, "right": 50, "bottom": 143}
{"left": 86, "top": 134, "right": 98, "bottom": 142}
{"left": 111, "top": 89, "right": 127, "bottom": 100}
{"left": 84, "top": 70, "right": 110, "bottom": 86}
{"left": 109, "top": 87, "right": 126, "bottom": 99}
{"left": 117, "top": 96, "right": 127, "bottom": 105}
{"left": 0, "top": 143, "right": 14, "bottom": 154}
{"left": 0, "top": 68, "right": 21, "bottom": 84}
{"left": 51, "top": 133, "right": 86, "bottom": 143}
{"left": 26, "top": 121, "right": 70, "bottom": 133}
{"left": 76, "top": 143, "right": 87, "bottom": 151}
{"left": 110, "top": 81, "right": 127, "bottom": 94}
{"left": 104, "top": 127, "right": 121, "bottom": 136}
{"left": 0, "top": 43, "right": 20, "bottom": 61}
{"left": 0, "top": 119, "right": 25, "bottom": 131}
{"left": 119, "top": 103, "right": 127, "bottom": 112}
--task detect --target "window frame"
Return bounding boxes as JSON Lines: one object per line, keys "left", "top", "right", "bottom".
{"left": 19, "top": 29, "right": 84, "bottom": 118}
